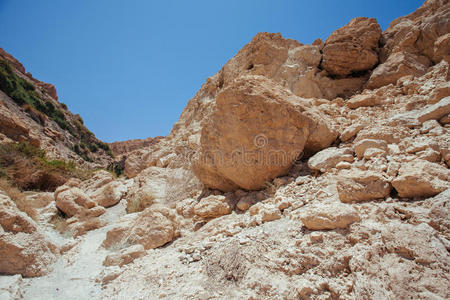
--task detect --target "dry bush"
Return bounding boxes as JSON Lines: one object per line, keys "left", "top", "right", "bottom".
{"left": 26, "top": 170, "right": 67, "bottom": 191}
{"left": 50, "top": 212, "right": 69, "bottom": 234}
{"left": 22, "top": 103, "right": 47, "bottom": 125}
{"left": 0, "top": 142, "right": 90, "bottom": 192}
{"left": 0, "top": 178, "right": 38, "bottom": 220}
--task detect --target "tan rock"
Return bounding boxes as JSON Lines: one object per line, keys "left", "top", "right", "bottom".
{"left": 367, "top": 52, "right": 430, "bottom": 89}
{"left": 340, "top": 123, "right": 364, "bottom": 142}
{"left": 441, "top": 149, "right": 450, "bottom": 167}
{"left": 416, "top": 96, "right": 450, "bottom": 123}
{"left": 380, "top": 0, "right": 450, "bottom": 65}
{"left": 321, "top": 17, "right": 381, "bottom": 76}
{"left": 236, "top": 195, "right": 256, "bottom": 211}
{"left": 103, "top": 245, "right": 146, "bottom": 267}
{"left": 303, "top": 112, "right": 339, "bottom": 154}
{"left": 175, "top": 198, "right": 196, "bottom": 218}
{"left": 428, "top": 189, "right": 450, "bottom": 232}
{"left": 433, "top": 33, "right": 450, "bottom": 63}
{"left": 440, "top": 114, "right": 450, "bottom": 124}
{"left": 54, "top": 186, "right": 97, "bottom": 217}
{"left": 96, "top": 267, "right": 123, "bottom": 286}
{"left": 353, "top": 139, "right": 388, "bottom": 159}
{"left": 103, "top": 205, "right": 179, "bottom": 250}
{"left": 192, "top": 75, "right": 335, "bottom": 191}
{"left": 299, "top": 202, "right": 360, "bottom": 230}
{"left": 79, "top": 170, "right": 114, "bottom": 194}
{"left": 416, "top": 148, "right": 441, "bottom": 162}
{"left": 194, "top": 195, "right": 232, "bottom": 219}
{"left": 367, "top": 0, "right": 450, "bottom": 90}
{"left": 90, "top": 180, "right": 128, "bottom": 208}
{"left": 124, "top": 152, "right": 146, "bottom": 178}
{"left": 428, "top": 81, "right": 450, "bottom": 104}
{"left": 353, "top": 126, "right": 400, "bottom": 144}
{"left": 363, "top": 148, "right": 386, "bottom": 160}
{"left": 307, "top": 147, "right": 354, "bottom": 172}
{"left": 259, "top": 205, "right": 282, "bottom": 223}
{"left": 336, "top": 161, "right": 352, "bottom": 169}
{"left": 126, "top": 166, "right": 201, "bottom": 213}
{"left": 248, "top": 202, "right": 281, "bottom": 224}
{"left": 0, "top": 191, "right": 58, "bottom": 277}
{"left": 108, "top": 136, "right": 162, "bottom": 156}
{"left": 0, "top": 99, "right": 39, "bottom": 147}
{"left": 392, "top": 159, "right": 449, "bottom": 198}
{"left": 346, "top": 94, "right": 382, "bottom": 109}
{"left": 337, "top": 170, "right": 391, "bottom": 202}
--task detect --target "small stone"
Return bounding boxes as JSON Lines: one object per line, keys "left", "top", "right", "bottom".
{"left": 310, "top": 232, "right": 323, "bottom": 243}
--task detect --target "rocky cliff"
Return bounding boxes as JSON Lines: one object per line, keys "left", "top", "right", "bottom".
{"left": 108, "top": 136, "right": 163, "bottom": 156}
{"left": 0, "top": 48, "right": 113, "bottom": 166}
{"left": 0, "top": 0, "right": 449, "bottom": 299}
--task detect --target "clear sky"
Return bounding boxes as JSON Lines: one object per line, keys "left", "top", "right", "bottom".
{"left": 0, "top": 0, "right": 424, "bottom": 142}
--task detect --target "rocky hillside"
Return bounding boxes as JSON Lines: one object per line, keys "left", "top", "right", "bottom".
{"left": 1, "top": 0, "right": 449, "bottom": 299}
{"left": 108, "top": 136, "right": 163, "bottom": 156}
{"left": 0, "top": 48, "right": 113, "bottom": 165}
{"left": 0, "top": 49, "right": 114, "bottom": 191}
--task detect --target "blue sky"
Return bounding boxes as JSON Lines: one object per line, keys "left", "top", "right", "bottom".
{"left": 0, "top": 0, "right": 424, "bottom": 142}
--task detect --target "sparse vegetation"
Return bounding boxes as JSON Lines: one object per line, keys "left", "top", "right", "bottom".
{"left": 111, "top": 161, "right": 125, "bottom": 177}
{"left": 22, "top": 103, "right": 47, "bottom": 125}
{"left": 0, "top": 60, "right": 71, "bottom": 131}
{"left": 0, "top": 59, "right": 112, "bottom": 162}
{"left": 49, "top": 210, "right": 72, "bottom": 237}
{"left": 0, "top": 142, "right": 92, "bottom": 191}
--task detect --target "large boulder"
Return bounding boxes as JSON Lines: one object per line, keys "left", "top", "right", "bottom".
{"left": 78, "top": 170, "right": 114, "bottom": 195}
{"left": 0, "top": 190, "right": 58, "bottom": 277}
{"left": 53, "top": 179, "right": 107, "bottom": 236}
{"left": 102, "top": 205, "right": 179, "bottom": 250}
{"left": 392, "top": 159, "right": 449, "bottom": 198}
{"left": 192, "top": 75, "right": 335, "bottom": 191}
{"left": 54, "top": 181, "right": 104, "bottom": 218}
{"left": 89, "top": 180, "right": 128, "bottom": 208}
{"left": 321, "top": 17, "right": 381, "bottom": 76}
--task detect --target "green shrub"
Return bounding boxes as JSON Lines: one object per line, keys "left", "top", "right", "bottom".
{"left": 109, "top": 161, "right": 124, "bottom": 177}
{"left": 0, "top": 60, "right": 74, "bottom": 133}
{"left": 1, "top": 60, "right": 112, "bottom": 162}
{"left": 88, "top": 143, "right": 99, "bottom": 153}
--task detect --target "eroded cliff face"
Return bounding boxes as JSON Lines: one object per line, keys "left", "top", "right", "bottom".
{"left": 1, "top": 0, "right": 449, "bottom": 299}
